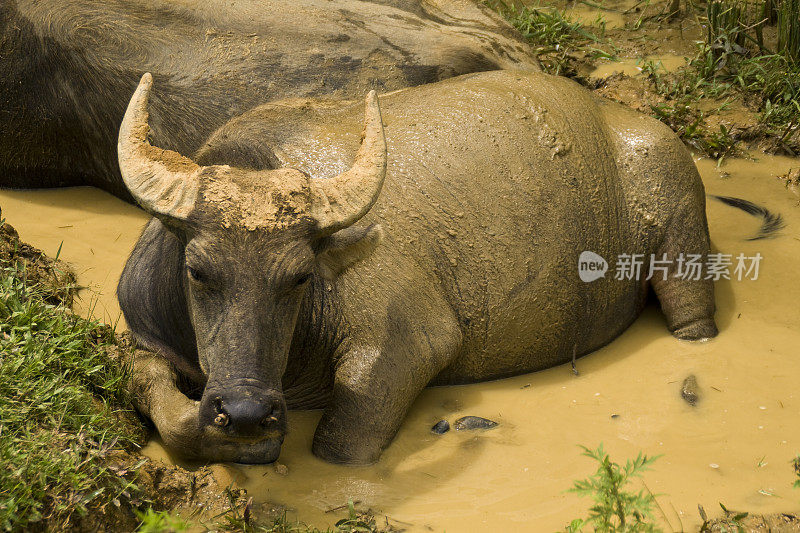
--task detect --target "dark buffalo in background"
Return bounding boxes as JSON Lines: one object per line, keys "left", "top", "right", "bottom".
{"left": 0, "top": 0, "right": 538, "bottom": 201}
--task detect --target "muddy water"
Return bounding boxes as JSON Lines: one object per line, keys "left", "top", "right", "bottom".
{"left": 515, "top": 0, "right": 629, "bottom": 28}
{"left": 2, "top": 153, "right": 800, "bottom": 530}
{"left": 590, "top": 54, "right": 688, "bottom": 78}
{"left": 0, "top": 187, "right": 149, "bottom": 326}
{"left": 563, "top": 4, "right": 627, "bottom": 28}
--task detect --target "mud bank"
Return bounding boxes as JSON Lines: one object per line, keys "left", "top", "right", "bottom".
{"left": 0, "top": 223, "right": 255, "bottom": 530}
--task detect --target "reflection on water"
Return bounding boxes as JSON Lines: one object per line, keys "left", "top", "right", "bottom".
{"left": 2, "top": 152, "right": 799, "bottom": 531}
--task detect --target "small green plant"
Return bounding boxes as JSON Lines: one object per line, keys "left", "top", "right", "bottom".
{"left": 135, "top": 508, "right": 192, "bottom": 533}
{"left": 793, "top": 455, "right": 800, "bottom": 489}
{"left": 565, "top": 444, "right": 661, "bottom": 532}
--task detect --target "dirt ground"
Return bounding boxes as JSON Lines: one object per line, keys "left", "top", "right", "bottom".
{"left": 704, "top": 511, "right": 800, "bottom": 532}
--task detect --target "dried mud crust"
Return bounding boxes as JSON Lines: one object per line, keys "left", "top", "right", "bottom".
{"left": 66, "top": 447, "right": 253, "bottom": 532}
{"left": 703, "top": 512, "right": 800, "bottom": 532}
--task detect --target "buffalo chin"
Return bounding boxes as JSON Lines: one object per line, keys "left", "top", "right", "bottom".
{"left": 199, "top": 433, "right": 283, "bottom": 464}
{"left": 232, "top": 438, "right": 283, "bottom": 465}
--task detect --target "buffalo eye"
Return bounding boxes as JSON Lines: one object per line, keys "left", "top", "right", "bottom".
{"left": 187, "top": 266, "right": 203, "bottom": 282}
{"left": 294, "top": 273, "right": 312, "bottom": 287}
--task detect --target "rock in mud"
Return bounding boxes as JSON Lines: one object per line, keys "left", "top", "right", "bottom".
{"left": 681, "top": 375, "right": 700, "bottom": 406}
{"left": 431, "top": 420, "right": 450, "bottom": 434}
{"left": 454, "top": 416, "right": 498, "bottom": 431}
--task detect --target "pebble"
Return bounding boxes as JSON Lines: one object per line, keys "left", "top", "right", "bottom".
{"left": 431, "top": 420, "right": 450, "bottom": 434}
{"left": 681, "top": 374, "right": 700, "bottom": 406}
{"left": 454, "top": 416, "right": 499, "bottom": 431}
{"left": 274, "top": 463, "right": 289, "bottom": 476}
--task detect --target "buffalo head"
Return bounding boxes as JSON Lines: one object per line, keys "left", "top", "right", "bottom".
{"left": 118, "top": 73, "right": 386, "bottom": 462}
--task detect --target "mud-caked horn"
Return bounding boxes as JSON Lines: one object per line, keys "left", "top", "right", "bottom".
{"left": 118, "top": 73, "right": 201, "bottom": 221}
{"left": 310, "top": 91, "right": 387, "bottom": 236}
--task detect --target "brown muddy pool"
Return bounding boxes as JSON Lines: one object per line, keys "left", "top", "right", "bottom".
{"left": 1, "top": 153, "right": 799, "bottom": 531}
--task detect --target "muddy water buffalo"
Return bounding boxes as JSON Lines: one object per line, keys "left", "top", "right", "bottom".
{"left": 119, "top": 70, "right": 717, "bottom": 464}
{"left": 0, "top": 0, "right": 537, "bottom": 201}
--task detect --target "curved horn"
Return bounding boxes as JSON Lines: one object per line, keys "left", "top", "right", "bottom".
{"left": 310, "top": 90, "right": 387, "bottom": 235}
{"left": 118, "top": 73, "right": 201, "bottom": 220}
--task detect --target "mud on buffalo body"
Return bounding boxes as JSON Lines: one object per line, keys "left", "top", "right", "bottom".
{"left": 118, "top": 69, "right": 717, "bottom": 465}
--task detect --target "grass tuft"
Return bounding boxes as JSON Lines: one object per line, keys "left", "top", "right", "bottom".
{"left": 0, "top": 255, "right": 140, "bottom": 530}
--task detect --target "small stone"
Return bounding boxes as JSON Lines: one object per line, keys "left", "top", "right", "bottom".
{"left": 611, "top": 414, "right": 620, "bottom": 419}
{"left": 431, "top": 420, "right": 450, "bottom": 434}
{"left": 454, "top": 416, "right": 498, "bottom": 431}
{"left": 274, "top": 463, "right": 289, "bottom": 476}
{"left": 681, "top": 375, "right": 700, "bottom": 406}
{"left": 210, "top": 464, "right": 241, "bottom": 488}
{"left": 709, "top": 463, "right": 720, "bottom": 469}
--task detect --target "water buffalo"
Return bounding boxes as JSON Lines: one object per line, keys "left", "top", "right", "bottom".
{"left": 0, "top": 0, "right": 537, "bottom": 201}
{"left": 119, "top": 70, "right": 717, "bottom": 465}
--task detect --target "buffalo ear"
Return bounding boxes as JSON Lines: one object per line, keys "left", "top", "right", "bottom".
{"left": 315, "top": 224, "right": 383, "bottom": 280}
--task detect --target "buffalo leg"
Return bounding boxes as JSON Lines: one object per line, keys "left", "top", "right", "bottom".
{"left": 651, "top": 203, "right": 718, "bottom": 341}
{"left": 129, "top": 350, "right": 278, "bottom": 463}
{"left": 311, "top": 315, "right": 462, "bottom": 465}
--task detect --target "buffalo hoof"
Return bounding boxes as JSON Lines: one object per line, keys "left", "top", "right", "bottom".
{"left": 454, "top": 416, "right": 498, "bottom": 431}
{"left": 672, "top": 318, "right": 718, "bottom": 341}
{"left": 431, "top": 420, "right": 450, "bottom": 434}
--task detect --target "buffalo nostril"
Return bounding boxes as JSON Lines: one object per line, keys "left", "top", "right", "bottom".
{"left": 260, "top": 414, "right": 279, "bottom": 427}
{"left": 214, "top": 412, "right": 230, "bottom": 427}
{"left": 213, "top": 396, "right": 224, "bottom": 413}
{"left": 259, "top": 400, "right": 283, "bottom": 427}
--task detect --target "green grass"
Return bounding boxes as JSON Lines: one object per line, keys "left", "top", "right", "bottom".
{"left": 654, "top": 0, "right": 800, "bottom": 150}
{"left": 0, "top": 256, "right": 140, "bottom": 530}
{"left": 484, "top": 0, "right": 609, "bottom": 75}
{"left": 136, "top": 508, "right": 193, "bottom": 533}
{"left": 565, "top": 445, "right": 661, "bottom": 532}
